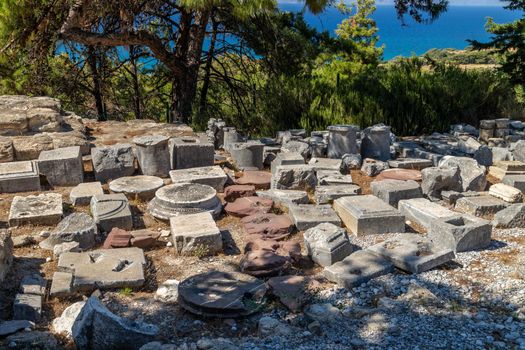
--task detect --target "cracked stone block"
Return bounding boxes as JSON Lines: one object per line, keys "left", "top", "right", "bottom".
{"left": 368, "top": 234, "right": 455, "bottom": 274}
{"left": 502, "top": 175, "right": 525, "bottom": 193}
{"left": 133, "top": 135, "right": 171, "bottom": 177}
{"left": 70, "top": 182, "right": 104, "bottom": 206}
{"left": 91, "top": 144, "right": 135, "bottom": 182}
{"left": 288, "top": 204, "right": 341, "bottom": 231}
{"left": 493, "top": 203, "right": 525, "bottom": 228}
{"left": 0, "top": 160, "right": 41, "bottom": 193}
{"left": 398, "top": 198, "right": 456, "bottom": 230}
{"left": 170, "top": 212, "right": 222, "bottom": 256}
{"left": 489, "top": 183, "right": 523, "bottom": 203}
{"left": 314, "top": 185, "right": 361, "bottom": 205}
{"left": 323, "top": 250, "right": 394, "bottom": 289}
{"left": 270, "top": 152, "right": 304, "bottom": 175}
{"left": 37, "top": 146, "right": 83, "bottom": 186}
{"left": 304, "top": 223, "right": 354, "bottom": 267}
{"left": 317, "top": 171, "right": 353, "bottom": 186}
{"left": 90, "top": 193, "right": 133, "bottom": 233}
{"left": 256, "top": 189, "right": 309, "bottom": 209}
{"left": 9, "top": 193, "right": 63, "bottom": 226}
{"left": 50, "top": 271, "right": 73, "bottom": 297}
{"left": 13, "top": 293, "right": 42, "bottom": 322}
{"left": 333, "top": 195, "right": 405, "bottom": 235}
{"left": 58, "top": 247, "right": 146, "bottom": 292}
{"left": 19, "top": 274, "right": 46, "bottom": 295}
{"left": 169, "top": 136, "right": 214, "bottom": 170}
{"left": 371, "top": 179, "right": 422, "bottom": 207}
{"left": 169, "top": 166, "right": 227, "bottom": 192}
{"left": 271, "top": 165, "right": 317, "bottom": 191}
{"left": 455, "top": 195, "right": 508, "bottom": 217}
{"left": 388, "top": 158, "right": 433, "bottom": 170}
{"left": 429, "top": 215, "right": 492, "bottom": 252}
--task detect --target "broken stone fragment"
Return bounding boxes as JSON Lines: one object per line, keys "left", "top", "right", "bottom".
{"left": 224, "top": 196, "right": 273, "bottom": 218}
{"left": 493, "top": 203, "right": 525, "bottom": 228}
{"left": 223, "top": 184, "right": 256, "bottom": 202}
{"left": 155, "top": 279, "right": 179, "bottom": 303}
{"left": 241, "top": 213, "right": 294, "bottom": 241}
{"left": 240, "top": 239, "right": 300, "bottom": 277}
{"left": 40, "top": 212, "right": 97, "bottom": 251}
{"left": 489, "top": 183, "right": 523, "bottom": 203}
{"left": 304, "top": 223, "right": 354, "bottom": 267}
{"left": 267, "top": 275, "right": 321, "bottom": 312}
{"left": 235, "top": 170, "right": 272, "bottom": 189}
{"left": 102, "top": 228, "right": 132, "bottom": 249}
{"left": 429, "top": 215, "right": 492, "bottom": 253}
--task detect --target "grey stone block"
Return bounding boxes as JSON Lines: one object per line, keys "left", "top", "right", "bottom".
{"left": 13, "top": 293, "right": 42, "bottom": 322}
{"left": 37, "top": 146, "right": 83, "bottom": 186}
{"left": 19, "top": 274, "right": 46, "bottom": 296}
{"left": 40, "top": 212, "right": 97, "bottom": 250}
{"left": 371, "top": 179, "right": 422, "bottom": 207}
{"left": 361, "top": 125, "right": 391, "bottom": 161}
{"left": 133, "top": 135, "right": 170, "bottom": 177}
{"left": 288, "top": 204, "right": 341, "bottom": 231}
{"left": 0, "top": 161, "right": 41, "bottom": 193}
{"left": 333, "top": 195, "right": 405, "bottom": 235}
{"left": 314, "top": 185, "right": 361, "bottom": 204}
{"left": 502, "top": 174, "right": 525, "bottom": 193}
{"left": 308, "top": 158, "right": 342, "bottom": 172}
{"left": 49, "top": 271, "right": 73, "bottom": 297}
{"left": 368, "top": 234, "right": 455, "bottom": 274}
{"left": 270, "top": 152, "right": 304, "bottom": 176}
{"left": 438, "top": 156, "right": 487, "bottom": 192}
{"left": 388, "top": 158, "right": 433, "bottom": 170}
{"left": 493, "top": 203, "right": 525, "bottom": 228}
{"left": 429, "top": 215, "right": 492, "bottom": 252}
{"left": 169, "top": 165, "right": 227, "bottom": 192}
{"left": 229, "top": 141, "right": 265, "bottom": 170}
{"left": 455, "top": 195, "right": 508, "bottom": 217}
{"left": 9, "top": 193, "right": 63, "bottom": 226}
{"left": 323, "top": 250, "right": 394, "bottom": 289}
{"left": 421, "top": 166, "right": 462, "bottom": 200}
{"left": 398, "top": 198, "right": 456, "bottom": 230}
{"left": 271, "top": 165, "right": 317, "bottom": 191}
{"left": 256, "top": 189, "right": 309, "bottom": 209}
{"left": 169, "top": 136, "right": 214, "bottom": 170}
{"left": 304, "top": 223, "right": 354, "bottom": 267}
{"left": 91, "top": 144, "right": 135, "bottom": 182}
{"left": 170, "top": 212, "right": 222, "bottom": 256}
{"left": 327, "top": 125, "right": 358, "bottom": 159}
{"left": 70, "top": 182, "right": 104, "bottom": 206}
{"left": 90, "top": 193, "right": 133, "bottom": 232}
{"left": 317, "top": 171, "right": 353, "bottom": 186}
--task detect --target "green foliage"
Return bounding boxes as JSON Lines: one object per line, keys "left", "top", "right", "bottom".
{"left": 118, "top": 287, "right": 133, "bottom": 296}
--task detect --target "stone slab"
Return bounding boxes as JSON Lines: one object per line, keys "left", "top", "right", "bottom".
{"left": 90, "top": 193, "right": 133, "bottom": 232}
{"left": 371, "top": 179, "right": 422, "bottom": 207}
{"left": 19, "top": 274, "right": 46, "bottom": 295}
{"left": 308, "top": 158, "right": 342, "bottom": 172}
{"left": 502, "top": 175, "right": 525, "bottom": 193}
{"left": 169, "top": 166, "right": 227, "bottom": 192}
{"left": 489, "top": 183, "right": 523, "bottom": 203}
{"left": 316, "top": 171, "right": 354, "bottom": 186}
{"left": 429, "top": 215, "right": 492, "bottom": 252}
{"left": 58, "top": 247, "right": 146, "bottom": 291}
{"left": 9, "top": 193, "right": 63, "bottom": 226}
{"left": 323, "top": 250, "right": 394, "bottom": 289}
{"left": 455, "top": 195, "right": 509, "bottom": 217}
{"left": 37, "top": 146, "right": 83, "bottom": 186}
{"left": 271, "top": 152, "right": 304, "bottom": 175}
{"left": 388, "top": 158, "right": 433, "bottom": 170}
{"left": 333, "top": 195, "right": 405, "bottom": 235}
{"left": 288, "top": 204, "right": 341, "bottom": 231}
{"left": 314, "top": 185, "right": 361, "bottom": 205}
{"left": 0, "top": 161, "right": 41, "bottom": 193}
{"left": 13, "top": 293, "right": 42, "bottom": 322}
{"left": 49, "top": 271, "right": 74, "bottom": 297}
{"left": 109, "top": 175, "right": 164, "bottom": 201}
{"left": 70, "top": 182, "right": 104, "bottom": 206}
{"left": 169, "top": 212, "right": 222, "bottom": 255}
{"left": 368, "top": 234, "right": 455, "bottom": 274}
{"left": 398, "top": 198, "right": 456, "bottom": 230}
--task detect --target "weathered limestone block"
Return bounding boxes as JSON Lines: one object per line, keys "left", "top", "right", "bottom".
{"left": 361, "top": 125, "right": 391, "bottom": 161}
{"left": 37, "top": 146, "right": 83, "bottom": 186}
{"left": 109, "top": 175, "right": 164, "bottom": 201}
{"left": 91, "top": 144, "right": 135, "bottom": 182}
{"left": 455, "top": 195, "right": 508, "bottom": 217}
{"left": 304, "top": 223, "right": 354, "bottom": 267}
{"left": 327, "top": 125, "right": 358, "bottom": 159}
{"left": 281, "top": 140, "right": 310, "bottom": 161}
{"left": 0, "top": 136, "right": 14, "bottom": 162}
{"left": 169, "top": 166, "right": 227, "bottom": 192}
{"left": 502, "top": 174, "right": 525, "bottom": 193}
{"left": 429, "top": 215, "right": 492, "bottom": 252}
{"left": 371, "top": 179, "right": 422, "bottom": 207}
{"left": 133, "top": 135, "right": 171, "bottom": 177}
{"left": 421, "top": 166, "right": 462, "bottom": 200}
{"left": 270, "top": 152, "right": 304, "bottom": 175}
{"left": 256, "top": 189, "right": 309, "bottom": 209}
{"left": 438, "top": 156, "right": 487, "bottom": 192}
{"left": 288, "top": 204, "right": 341, "bottom": 231}
{"left": 70, "top": 182, "right": 104, "bottom": 206}
{"left": 489, "top": 160, "right": 525, "bottom": 180}
{"left": 388, "top": 158, "right": 433, "bottom": 170}
{"left": 317, "top": 171, "right": 353, "bottom": 186}
{"left": 489, "top": 183, "right": 523, "bottom": 203}
{"left": 170, "top": 212, "right": 222, "bottom": 256}
{"left": 314, "top": 185, "right": 361, "bottom": 205}
{"left": 40, "top": 213, "right": 97, "bottom": 250}
{"left": 90, "top": 193, "right": 133, "bottom": 232}
{"left": 230, "top": 141, "right": 265, "bottom": 170}
{"left": 493, "top": 203, "right": 525, "bottom": 228}
{"left": 398, "top": 198, "right": 456, "bottom": 230}
{"left": 13, "top": 293, "right": 42, "bottom": 322}
{"left": 0, "top": 160, "right": 41, "bottom": 193}
{"left": 12, "top": 134, "right": 54, "bottom": 160}
{"left": 170, "top": 136, "right": 214, "bottom": 170}
{"left": 19, "top": 273, "right": 46, "bottom": 295}
{"left": 271, "top": 165, "right": 317, "bottom": 191}
{"left": 333, "top": 195, "right": 405, "bottom": 235}
{"left": 308, "top": 158, "right": 342, "bottom": 172}
{"left": 9, "top": 193, "right": 63, "bottom": 226}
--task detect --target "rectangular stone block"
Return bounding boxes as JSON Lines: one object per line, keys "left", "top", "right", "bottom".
{"left": 270, "top": 152, "right": 304, "bottom": 176}
{"left": 304, "top": 223, "right": 354, "bottom": 267}
{"left": 388, "top": 158, "right": 433, "bottom": 170}
{"left": 169, "top": 166, "right": 227, "bottom": 192}
{"left": 323, "top": 250, "right": 394, "bottom": 289}
{"left": 398, "top": 198, "right": 456, "bottom": 230}
{"left": 9, "top": 193, "right": 63, "bottom": 226}
{"left": 489, "top": 162, "right": 525, "bottom": 180}
{"left": 333, "top": 195, "right": 405, "bottom": 235}
{"left": 371, "top": 179, "right": 422, "bottom": 207}
{"left": 19, "top": 274, "right": 46, "bottom": 296}
{"left": 170, "top": 212, "right": 222, "bottom": 255}
{"left": 0, "top": 161, "right": 40, "bottom": 193}
{"left": 271, "top": 165, "right": 317, "bottom": 191}
{"left": 288, "top": 204, "right": 341, "bottom": 231}
{"left": 489, "top": 183, "right": 523, "bottom": 203}
{"left": 314, "top": 185, "right": 361, "bottom": 205}
{"left": 49, "top": 271, "right": 73, "bottom": 297}
{"left": 37, "top": 146, "right": 83, "bottom": 186}
{"left": 90, "top": 193, "right": 133, "bottom": 232}
{"left": 70, "top": 182, "right": 104, "bottom": 206}
{"left": 308, "top": 158, "right": 342, "bottom": 172}
{"left": 455, "top": 195, "right": 508, "bottom": 217}
{"left": 91, "top": 143, "right": 135, "bottom": 182}
{"left": 58, "top": 247, "right": 145, "bottom": 292}
{"left": 170, "top": 136, "right": 214, "bottom": 170}
{"left": 502, "top": 175, "right": 525, "bottom": 193}
{"left": 429, "top": 215, "right": 492, "bottom": 253}
{"left": 13, "top": 293, "right": 42, "bottom": 322}
{"left": 317, "top": 171, "right": 354, "bottom": 186}
{"left": 368, "top": 234, "right": 455, "bottom": 274}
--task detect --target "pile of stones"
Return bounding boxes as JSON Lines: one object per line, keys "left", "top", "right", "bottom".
{"left": 1, "top": 96, "right": 525, "bottom": 349}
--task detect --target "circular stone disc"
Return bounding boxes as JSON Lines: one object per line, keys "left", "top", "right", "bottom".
{"left": 109, "top": 176, "right": 164, "bottom": 200}
{"left": 178, "top": 271, "right": 267, "bottom": 318}
{"left": 155, "top": 183, "right": 217, "bottom": 205}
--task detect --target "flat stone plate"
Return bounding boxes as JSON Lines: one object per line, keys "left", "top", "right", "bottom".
{"left": 109, "top": 175, "right": 164, "bottom": 199}
{"left": 178, "top": 271, "right": 267, "bottom": 318}
{"left": 0, "top": 161, "right": 37, "bottom": 177}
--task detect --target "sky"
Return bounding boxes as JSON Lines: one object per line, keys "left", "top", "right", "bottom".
{"left": 278, "top": 0, "right": 506, "bottom": 5}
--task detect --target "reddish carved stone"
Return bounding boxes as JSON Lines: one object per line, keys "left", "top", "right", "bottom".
{"left": 223, "top": 185, "right": 256, "bottom": 202}
{"left": 102, "top": 228, "right": 132, "bottom": 249}
{"left": 241, "top": 213, "right": 294, "bottom": 240}
{"left": 235, "top": 171, "right": 271, "bottom": 189}
{"left": 375, "top": 168, "right": 422, "bottom": 182}
{"left": 224, "top": 196, "right": 273, "bottom": 218}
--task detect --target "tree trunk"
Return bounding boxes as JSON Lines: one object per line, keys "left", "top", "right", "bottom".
{"left": 199, "top": 15, "right": 218, "bottom": 117}
{"left": 130, "top": 45, "right": 142, "bottom": 119}
{"left": 86, "top": 46, "right": 105, "bottom": 120}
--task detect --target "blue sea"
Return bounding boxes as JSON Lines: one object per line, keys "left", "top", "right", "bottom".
{"left": 278, "top": 3, "right": 523, "bottom": 60}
